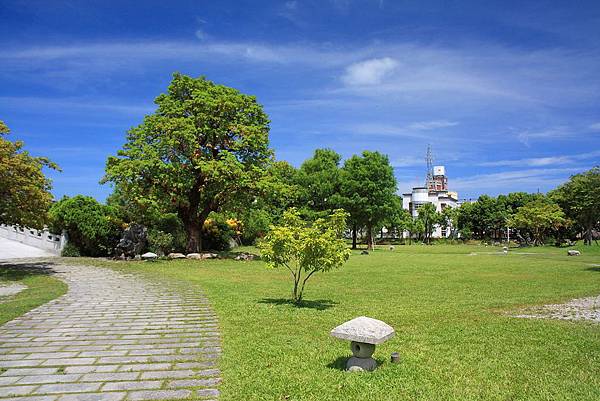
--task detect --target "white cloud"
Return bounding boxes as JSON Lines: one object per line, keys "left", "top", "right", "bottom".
{"left": 590, "top": 122, "right": 600, "bottom": 131}
{"left": 406, "top": 121, "right": 459, "bottom": 130}
{"left": 341, "top": 57, "right": 398, "bottom": 86}
{"left": 347, "top": 120, "right": 458, "bottom": 138}
{"left": 479, "top": 150, "right": 600, "bottom": 167}
{"left": 451, "top": 168, "right": 582, "bottom": 193}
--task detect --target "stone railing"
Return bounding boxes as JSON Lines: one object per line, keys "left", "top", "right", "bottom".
{"left": 0, "top": 224, "right": 67, "bottom": 255}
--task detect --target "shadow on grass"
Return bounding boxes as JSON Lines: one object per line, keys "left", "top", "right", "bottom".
{"left": 0, "top": 261, "right": 57, "bottom": 282}
{"left": 258, "top": 297, "right": 337, "bottom": 311}
{"left": 326, "top": 356, "right": 387, "bottom": 371}
{"left": 585, "top": 266, "right": 600, "bottom": 272}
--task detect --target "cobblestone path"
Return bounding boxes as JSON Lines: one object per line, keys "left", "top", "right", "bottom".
{"left": 0, "top": 263, "right": 221, "bottom": 401}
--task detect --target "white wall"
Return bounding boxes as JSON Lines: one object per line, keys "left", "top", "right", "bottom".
{"left": 0, "top": 225, "right": 67, "bottom": 255}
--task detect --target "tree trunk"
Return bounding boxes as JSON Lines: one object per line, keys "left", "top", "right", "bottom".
{"left": 366, "top": 222, "right": 374, "bottom": 251}
{"left": 352, "top": 223, "right": 357, "bottom": 249}
{"left": 184, "top": 219, "right": 202, "bottom": 253}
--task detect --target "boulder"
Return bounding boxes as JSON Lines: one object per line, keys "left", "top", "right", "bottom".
{"left": 141, "top": 252, "right": 157, "bottom": 260}
{"left": 201, "top": 253, "right": 219, "bottom": 259}
{"left": 186, "top": 253, "right": 202, "bottom": 260}
{"left": 567, "top": 249, "right": 581, "bottom": 256}
{"left": 114, "top": 223, "right": 147, "bottom": 258}
{"left": 167, "top": 253, "right": 186, "bottom": 259}
{"left": 234, "top": 253, "right": 256, "bottom": 261}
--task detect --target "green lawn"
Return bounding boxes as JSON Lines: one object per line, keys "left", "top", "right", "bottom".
{"left": 74, "top": 244, "right": 600, "bottom": 400}
{"left": 0, "top": 262, "right": 67, "bottom": 325}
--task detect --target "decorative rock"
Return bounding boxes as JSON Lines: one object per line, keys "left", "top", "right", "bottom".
{"left": 331, "top": 316, "right": 395, "bottom": 344}
{"left": 114, "top": 223, "right": 147, "bottom": 258}
{"left": 346, "top": 356, "right": 377, "bottom": 372}
{"left": 567, "top": 250, "right": 581, "bottom": 256}
{"left": 141, "top": 252, "right": 157, "bottom": 260}
{"left": 234, "top": 253, "right": 256, "bottom": 261}
{"left": 360, "top": 250, "right": 369, "bottom": 255}
{"left": 186, "top": 253, "right": 202, "bottom": 260}
{"left": 168, "top": 253, "right": 186, "bottom": 259}
{"left": 390, "top": 352, "right": 400, "bottom": 364}
{"left": 201, "top": 253, "right": 218, "bottom": 259}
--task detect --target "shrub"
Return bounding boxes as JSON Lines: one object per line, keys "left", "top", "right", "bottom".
{"left": 259, "top": 208, "right": 351, "bottom": 303}
{"left": 147, "top": 229, "right": 174, "bottom": 256}
{"left": 49, "top": 195, "right": 122, "bottom": 257}
{"left": 61, "top": 243, "right": 81, "bottom": 257}
{"left": 241, "top": 208, "right": 272, "bottom": 245}
{"left": 202, "top": 215, "right": 235, "bottom": 251}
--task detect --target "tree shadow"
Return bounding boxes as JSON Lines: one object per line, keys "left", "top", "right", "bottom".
{"left": 258, "top": 298, "right": 337, "bottom": 311}
{"left": 584, "top": 266, "right": 600, "bottom": 272}
{"left": 0, "top": 261, "right": 57, "bottom": 282}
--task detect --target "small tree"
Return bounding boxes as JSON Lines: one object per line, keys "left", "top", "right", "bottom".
{"left": 259, "top": 208, "right": 351, "bottom": 304}
{"left": 417, "top": 203, "right": 440, "bottom": 244}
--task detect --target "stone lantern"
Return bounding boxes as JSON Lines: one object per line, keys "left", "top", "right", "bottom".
{"left": 330, "top": 316, "right": 395, "bottom": 372}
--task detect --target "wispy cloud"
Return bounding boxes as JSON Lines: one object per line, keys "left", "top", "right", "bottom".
{"left": 451, "top": 167, "right": 582, "bottom": 194}
{"left": 348, "top": 120, "right": 459, "bottom": 138}
{"left": 479, "top": 150, "right": 600, "bottom": 167}
{"left": 590, "top": 122, "right": 600, "bottom": 131}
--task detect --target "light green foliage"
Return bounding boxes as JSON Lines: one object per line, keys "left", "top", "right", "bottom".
{"left": 340, "top": 151, "right": 397, "bottom": 250}
{"left": 103, "top": 73, "right": 272, "bottom": 252}
{"left": 550, "top": 167, "right": 600, "bottom": 245}
{"left": 49, "top": 195, "right": 122, "bottom": 256}
{"left": 259, "top": 208, "right": 351, "bottom": 303}
{"left": 0, "top": 120, "right": 59, "bottom": 228}
{"left": 417, "top": 202, "right": 441, "bottom": 244}
{"left": 509, "top": 199, "right": 568, "bottom": 246}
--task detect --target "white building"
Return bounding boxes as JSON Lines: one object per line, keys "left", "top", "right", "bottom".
{"left": 401, "top": 165, "right": 459, "bottom": 238}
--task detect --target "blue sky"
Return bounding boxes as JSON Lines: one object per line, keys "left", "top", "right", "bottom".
{"left": 1, "top": 0, "right": 599, "bottom": 201}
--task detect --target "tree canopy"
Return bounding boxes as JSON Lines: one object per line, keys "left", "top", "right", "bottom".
{"left": 550, "top": 167, "right": 600, "bottom": 245}
{"left": 339, "top": 151, "right": 397, "bottom": 250}
{"left": 103, "top": 73, "right": 272, "bottom": 252}
{"left": 0, "top": 120, "right": 59, "bottom": 228}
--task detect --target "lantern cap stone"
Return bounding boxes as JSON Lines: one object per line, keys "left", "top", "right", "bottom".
{"left": 330, "top": 316, "right": 395, "bottom": 345}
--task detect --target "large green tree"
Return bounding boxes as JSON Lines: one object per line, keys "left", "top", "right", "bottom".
{"left": 295, "top": 148, "right": 342, "bottom": 218}
{"left": 550, "top": 167, "right": 600, "bottom": 245}
{"left": 509, "top": 199, "right": 568, "bottom": 246}
{"left": 0, "top": 120, "right": 59, "bottom": 228}
{"left": 339, "top": 151, "right": 397, "bottom": 250}
{"left": 103, "top": 74, "right": 272, "bottom": 252}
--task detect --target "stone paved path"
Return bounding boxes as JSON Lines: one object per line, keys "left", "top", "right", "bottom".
{"left": 0, "top": 262, "right": 221, "bottom": 401}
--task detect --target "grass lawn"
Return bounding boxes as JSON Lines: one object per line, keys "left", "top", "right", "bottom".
{"left": 74, "top": 244, "right": 600, "bottom": 400}
{"left": 0, "top": 262, "right": 67, "bottom": 325}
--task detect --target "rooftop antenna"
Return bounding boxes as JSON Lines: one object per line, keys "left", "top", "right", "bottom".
{"left": 426, "top": 144, "right": 434, "bottom": 189}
